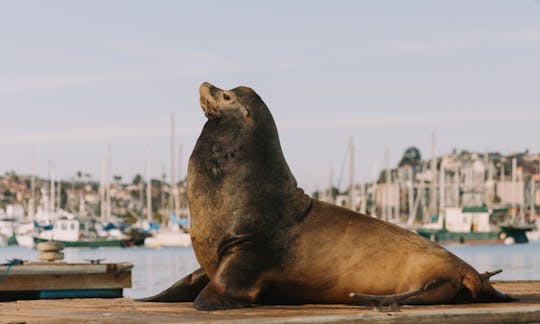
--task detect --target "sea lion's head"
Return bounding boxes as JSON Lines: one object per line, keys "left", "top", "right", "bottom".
{"left": 197, "top": 81, "right": 279, "bottom": 157}
{"left": 194, "top": 82, "right": 290, "bottom": 182}
{"left": 199, "top": 82, "right": 273, "bottom": 127}
{"left": 190, "top": 82, "right": 310, "bottom": 232}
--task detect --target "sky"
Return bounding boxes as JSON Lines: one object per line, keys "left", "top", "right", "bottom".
{"left": 1, "top": 0, "right": 539, "bottom": 193}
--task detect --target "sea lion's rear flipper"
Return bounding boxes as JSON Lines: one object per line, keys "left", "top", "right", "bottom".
{"left": 349, "top": 279, "right": 445, "bottom": 311}
{"left": 136, "top": 268, "right": 209, "bottom": 302}
{"left": 350, "top": 289, "right": 422, "bottom": 311}
{"left": 464, "top": 270, "right": 517, "bottom": 303}
{"left": 481, "top": 269, "right": 503, "bottom": 280}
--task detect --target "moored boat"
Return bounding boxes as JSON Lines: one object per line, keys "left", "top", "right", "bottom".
{"left": 416, "top": 207, "right": 533, "bottom": 244}
{"left": 33, "top": 217, "right": 128, "bottom": 248}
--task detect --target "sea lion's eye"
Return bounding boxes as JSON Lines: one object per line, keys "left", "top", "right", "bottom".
{"left": 223, "top": 93, "right": 231, "bottom": 101}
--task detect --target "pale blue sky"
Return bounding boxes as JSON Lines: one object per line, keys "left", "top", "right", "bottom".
{"left": 1, "top": 1, "right": 539, "bottom": 193}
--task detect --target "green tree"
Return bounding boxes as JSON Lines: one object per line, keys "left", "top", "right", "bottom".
{"left": 132, "top": 174, "right": 143, "bottom": 185}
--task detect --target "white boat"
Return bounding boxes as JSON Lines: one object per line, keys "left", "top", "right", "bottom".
{"left": 0, "top": 234, "right": 8, "bottom": 247}
{"left": 15, "top": 198, "right": 69, "bottom": 249}
{"left": 144, "top": 227, "right": 191, "bottom": 248}
{"left": 0, "top": 204, "right": 25, "bottom": 246}
{"left": 143, "top": 213, "right": 191, "bottom": 248}
{"left": 14, "top": 221, "right": 35, "bottom": 248}
{"left": 33, "top": 215, "right": 127, "bottom": 248}
{"left": 0, "top": 219, "right": 14, "bottom": 246}
{"left": 526, "top": 218, "right": 540, "bottom": 241}
{"left": 143, "top": 115, "right": 192, "bottom": 249}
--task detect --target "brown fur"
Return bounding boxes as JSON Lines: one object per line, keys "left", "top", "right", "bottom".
{"left": 139, "top": 83, "right": 513, "bottom": 310}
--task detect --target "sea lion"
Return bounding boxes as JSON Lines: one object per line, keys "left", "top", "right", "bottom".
{"left": 139, "top": 82, "right": 513, "bottom": 311}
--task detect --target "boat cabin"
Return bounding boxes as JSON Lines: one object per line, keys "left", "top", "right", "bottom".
{"left": 445, "top": 206, "right": 492, "bottom": 233}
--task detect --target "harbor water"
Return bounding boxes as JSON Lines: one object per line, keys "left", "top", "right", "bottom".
{"left": 1, "top": 242, "right": 539, "bottom": 299}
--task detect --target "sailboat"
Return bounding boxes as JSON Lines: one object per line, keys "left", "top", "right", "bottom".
{"left": 144, "top": 117, "right": 192, "bottom": 248}
{"left": 0, "top": 205, "right": 23, "bottom": 246}
{"left": 19, "top": 160, "right": 127, "bottom": 248}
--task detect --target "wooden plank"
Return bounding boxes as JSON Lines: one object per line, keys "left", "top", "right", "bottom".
{"left": 0, "top": 262, "right": 133, "bottom": 275}
{"left": 0, "top": 263, "right": 107, "bottom": 275}
{"left": 0, "top": 296, "right": 538, "bottom": 324}
{"left": 0, "top": 281, "right": 537, "bottom": 323}
{"left": 0, "top": 271, "right": 131, "bottom": 291}
{"left": 39, "top": 289, "right": 124, "bottom": 299}
{"left": 0, "top": 289, "right": 124, "bottom": 301}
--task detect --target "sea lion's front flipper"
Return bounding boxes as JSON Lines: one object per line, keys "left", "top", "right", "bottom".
{"left": 136, "top": 268, "right": 209, "bottom": 302}
{"left": 193, "top": 238, "right": 270, "bottom": 311}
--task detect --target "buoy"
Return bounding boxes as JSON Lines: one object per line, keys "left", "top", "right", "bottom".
{"left": 37, "top": 241, "right": 65, "bottom": 252}
{"left": 37, "top": 241, "right": 65, "bottom": 262}
{"left": 38, "top": 251, "right": 65, "bottom": 262}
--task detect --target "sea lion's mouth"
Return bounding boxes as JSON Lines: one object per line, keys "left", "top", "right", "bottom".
{"left": 200, "top": 82, "right": 220, "bottom": 119}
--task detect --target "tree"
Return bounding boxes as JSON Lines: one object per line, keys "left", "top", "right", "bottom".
{"left": 132, "top": 174, "right": 143, "bottom": 185}
{"left": 399, "top": 147, "right": 422, "bottom": 167}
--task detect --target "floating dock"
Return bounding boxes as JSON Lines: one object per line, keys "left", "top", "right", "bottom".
{"left": 0, "top": 281, "right": 538, "bottom": 323}
{"left": 0, "top": 262, "right": 132, "bottom": 301}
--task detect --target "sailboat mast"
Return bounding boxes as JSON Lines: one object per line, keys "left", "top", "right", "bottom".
{"left": 349, "top": 137, "right": 355, "bottom": 210}
{"left": 170, "top": 113, "right": 176, "bottom": 219}
{"left": 106, "top": 144, "right": 112, "bottom": 222}
{"left": 511, "top": 158, "right": 517, "bottom": 222}
{"left": 530, "top": 176, "right": 536, "bottom": 219}
{"left": 30, "top": 146, "right": 36, "bottom": 220}
{"left": 100, "top": 159, "right": 106, "bottom": 223}
{"left": 327, "top": 161, "right": 333, "bottom": 204}
{"left": 360, "top": 177, "right": 366, "bottom": 213}
{"left": 56, "top": 178, "right": 62, "bottom": 210}
{"left": 439, "top": 158, "right": 445, "bottom": 216}
{"left": 430, "top": 132, "right": 437, "bottom": 217}
{"left": 176, "top": 145, "right": 183, "bottom": 217}
{"left": 372, "top": 160, "right": 379, "bottom": 218}
{"left": 146, "top": 149, "right": 152, "bottom": 222}
{"left": 50, "top": 160, "right": 55, "bottom": 214}
{"left": 454, "top": 167, "right": 460, "bottom": 207}
{"left": 161, "top": 163, "right": 166, "bottom": 219}
{"left": 407, "top": 166, "right": 414, "bottom": 226}
{"left": 385, "top": 148, "right": 390, "bottom": 221}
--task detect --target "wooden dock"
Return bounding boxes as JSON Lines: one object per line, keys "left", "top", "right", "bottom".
{"left": 0, "top": 262, "right": 132, "bottom": 301}
{"left": 0, "top": 281, "right": 538, "bottom": 323}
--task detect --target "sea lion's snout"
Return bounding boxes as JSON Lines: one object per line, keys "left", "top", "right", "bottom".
{"left": 199, "top": 82, "right": 249, "bottom": 120}
{"left": 199, "top": 82, "right": 221, "bottom": 118}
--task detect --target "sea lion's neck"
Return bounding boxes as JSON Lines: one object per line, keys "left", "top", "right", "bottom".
{"left": 188, "top": 117, "right": 310, "bottom": 222}
{"left": 190, "top": 116, "right": 292, "bottom": 184}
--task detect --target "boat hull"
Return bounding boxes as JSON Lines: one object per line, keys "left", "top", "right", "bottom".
{"left": 33, "top": 236, "right": 126, "bottom": 248}
{"left": 416, "top": 226, "right": 531, "bottom": 245}
{"left": 416, "top": 229, "right": 503, "bottom": 245}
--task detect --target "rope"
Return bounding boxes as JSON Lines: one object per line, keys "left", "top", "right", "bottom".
{"left": 0, "top": 258, "right": 25, "bottom": 283}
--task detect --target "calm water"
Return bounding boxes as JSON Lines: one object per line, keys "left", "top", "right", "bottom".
{"left": 1, "top": 242, "right": 539, "bottom": 298}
